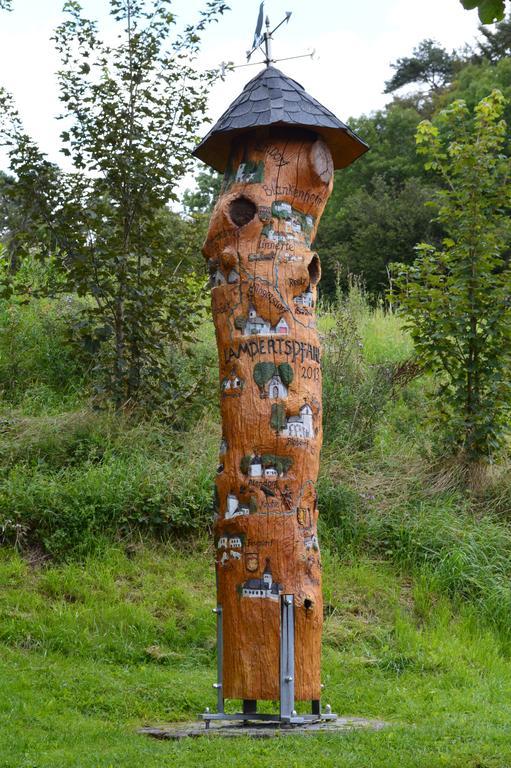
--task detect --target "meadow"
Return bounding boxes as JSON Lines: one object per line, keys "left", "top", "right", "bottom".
{"left": 1, "top": 289, "right": 511, "bottom": 767}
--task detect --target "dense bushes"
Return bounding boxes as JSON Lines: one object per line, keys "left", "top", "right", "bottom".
{"left": 320, "top": 284, "right": 416, "bottom": 449}
{"left": 0, "top": 297, "right": 219, "bottom": 555}
{"left": 0, "top": 297, "right": 85, "bottom": 408}
{"left": 0, "top": 410, "right": 218, "bottom": 556}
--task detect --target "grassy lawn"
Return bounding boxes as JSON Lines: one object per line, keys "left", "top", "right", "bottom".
{"left": 2, "top": 292, "right": 511, "bottom": 766}
{"left": 1, "top": 544, "right": 510, "bottom": 768}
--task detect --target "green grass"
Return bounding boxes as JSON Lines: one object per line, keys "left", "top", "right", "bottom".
{"left": 358, "top": 305, "right": 414, "bottom": 364}
{"left": 2, "top": 286, "right": 511, "bottom": 766}
{"left": 0, "top": 298, "right": 86, "bottom": 411}
{"left": 0, "top": 410, "right": 219, "bottom": 555}
{"left": 1, "top": 544, "right": 511, "bottom": 767}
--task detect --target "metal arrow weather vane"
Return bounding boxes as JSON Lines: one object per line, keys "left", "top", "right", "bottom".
{"left": 221, "top": 3, "right": 315, "bottom": 76}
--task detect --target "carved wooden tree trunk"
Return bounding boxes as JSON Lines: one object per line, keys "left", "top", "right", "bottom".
{"left": 204, "top": 129, "right": 334, "bottom": 702}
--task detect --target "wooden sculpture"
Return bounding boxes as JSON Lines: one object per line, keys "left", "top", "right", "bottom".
{"left": 194, "top": 66, "right": 368, "bottom": 711}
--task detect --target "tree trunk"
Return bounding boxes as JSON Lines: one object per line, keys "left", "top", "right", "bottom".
{"left": 203, "top": 129, "right": 333, "bottom": 701}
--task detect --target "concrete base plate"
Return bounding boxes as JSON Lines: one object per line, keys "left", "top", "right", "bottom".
{"left": 138, "top": 717, "right": 388, "bottom": 740}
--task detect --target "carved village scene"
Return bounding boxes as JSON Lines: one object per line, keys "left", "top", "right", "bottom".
{"left": 195, "top": 63, "right": 367, "bottom": 702}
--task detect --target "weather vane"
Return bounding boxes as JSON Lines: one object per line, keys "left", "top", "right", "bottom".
{"left": 220, "top": 2, "right": 315, "bottom": 76}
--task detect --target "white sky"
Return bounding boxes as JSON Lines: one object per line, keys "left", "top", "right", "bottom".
{"left": 0, "top": 0, "right": 485, "bottom": 189}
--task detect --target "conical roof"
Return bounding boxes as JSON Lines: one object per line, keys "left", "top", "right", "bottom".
{"left": 193, "top": 66, "right": 368, "bottom": 172}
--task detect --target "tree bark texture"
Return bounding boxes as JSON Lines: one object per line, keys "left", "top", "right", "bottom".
{"left": 204, "top": 130, "right": 334, "bottom": 701}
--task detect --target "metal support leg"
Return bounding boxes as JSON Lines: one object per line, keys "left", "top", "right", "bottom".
{"left": 202, "top": 595, "right": 337, "bottom": 727}
{"left": 213, "top": 606, "right": 224, "bottom": 714}
{"left": 280, "top": 594, "right": 295, "bottom": 722}
{"left": 242, "top": 699, "right": 257, "bottom": 723}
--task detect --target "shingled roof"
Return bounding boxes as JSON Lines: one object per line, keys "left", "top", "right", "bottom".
{"left": 193, "top": 66, "right": 368, "bottom": 172}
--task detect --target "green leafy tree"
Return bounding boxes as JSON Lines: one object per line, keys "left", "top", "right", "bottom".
{"left": 393, "top": 90, "right": 511, "bottom": 474}
{"left": 270, "top": 403, "right": 286, "bottom": 431}
{"left": 0, "top": 0, "right": 227, "bottom": 409}
{"left": 240, "top": 455, "right": 252, "bottom": 474}
{"left": 0, "top": 98, "right": 76, "bottom": 272}
{"left": 316, "top": 103, "right": 431, "bottom": 296}
{"left": 0, "top": 171, "right": 30, "bottom": 272}
{"left": 261, "top": 454, "right": 293, "bottom": 475}
{"left": 277, "top": 362, "right": 293, "bottom": 387}
{"left": 183, "top": 168, "right": 222, "bottom": 214}
{"left": 330, "top": 106, "right": 425, "bottom": 191}
{"left": 253, "top": 361, "right": 277, "bottom": 393}
{"left": 385, "top": 39, "right": 459, "bottom": 96}
{"left": 52, "top": 0, "right": 227, "bottom": 407}
{"left": 319, "top": 176, "right": 438, "bottom": 295}
{"left": 461, "top": 0, "right": 507, "bottom": 24}
{"left": 438, "top": 56, "right": 511, "bottom": 126}
{"left": 477, "top": 13, "right": 511, "bottom": 60}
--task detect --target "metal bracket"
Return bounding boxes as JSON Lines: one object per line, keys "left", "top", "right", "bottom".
{"left": 202, "top": 597, "right": 337, "bottom": 728}
{"left": 280, "top": 594, "right": 295, "bottom": 722}
{"left": 213, "top": 606, "right": 224, "bottom": 717}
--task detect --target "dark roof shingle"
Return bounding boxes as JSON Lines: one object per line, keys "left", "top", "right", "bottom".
{"left": 193, "top": 66, "right": 368, "bottom": 172}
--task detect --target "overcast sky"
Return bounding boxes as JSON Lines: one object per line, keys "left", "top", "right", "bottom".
{"left": 0, "top": 0, "right": 486, "bottom": 184}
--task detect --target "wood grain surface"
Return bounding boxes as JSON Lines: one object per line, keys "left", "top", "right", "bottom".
{"left": 204, "top": 130, "right": 333, "bottom": 701}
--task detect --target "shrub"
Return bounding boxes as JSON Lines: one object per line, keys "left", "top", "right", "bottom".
{"left": 321, "top": 282, "right": 418, "bottom": 449}
{"left": 0, "top": 296, "right": 86, "bottom": 407}
{"left": 392, "top": 91, "right": 511, "bottom": 471}
{"left": 0, "top": 412, "right": 218, "bottom": 557}
{"left": 317, "top": 476, "right": 367, "bottom": 552}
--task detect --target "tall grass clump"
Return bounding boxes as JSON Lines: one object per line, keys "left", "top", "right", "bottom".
{"left": 0, "top": 411, "right": 219, "bottom": 557}
{"left": 320, "top": 281, "right": 418, "bottom": 450}
{"left": 0, "top": 297, "right": 86, "bottom": 410}
{"left": 365, "top": 496, "right": 511, "bottom": 647}
{"left": 318, "top": 469, "right": 511, "bottom": 647}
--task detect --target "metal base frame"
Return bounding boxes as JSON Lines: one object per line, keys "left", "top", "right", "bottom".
{"left": 202, "top": 596, "right": 337, "bottom": 729}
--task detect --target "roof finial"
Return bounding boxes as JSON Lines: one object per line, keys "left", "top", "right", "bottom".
{"left": 264, "top": 16, "right": 272, "bottom": 67}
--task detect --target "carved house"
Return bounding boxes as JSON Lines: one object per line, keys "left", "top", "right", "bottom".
{"left": 243, "top": 305, "right": 271, "bottom": 336}
{"left": 268, "top": 374, "right": 288, "bottom": 399}
{"left": 241, "top": 559, "right": 282, "bottom": 601}
{"left": 225, "top": 494, "right": 250, "bottom": 520}
{"left": 221, "top": 370, "right": 244, "bottom": 394}
{"left": 210, "top": 269, "right": 226, "bottom": 288}
{"left": 273, "top": 317, "right": 289, "bottom": 334}
{"left": 304, "top": 534, "right": 319, "bottom": 551}
{"left": 248, "top": 455, "right": 263, "bottom": 477}
{"left": 294, "top": 286, "right": 314, "bottom": 308}
{"left": 272, "top": 201, "right": 293, "bottom": 219}
{"left": 280, "top": 404, "right": 314, "bottom": 439}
